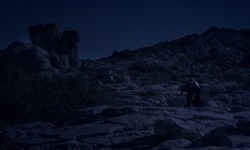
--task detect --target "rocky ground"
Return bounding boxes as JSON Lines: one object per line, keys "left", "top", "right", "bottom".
{"left": 1, "top": 27, "right": 250, "bottom": 149}
{"left": 1, "top": 80, "right": 250, "bottom": 149}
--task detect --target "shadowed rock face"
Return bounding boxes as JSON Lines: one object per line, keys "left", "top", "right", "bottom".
{"left": 0, "top": 41, "right": 52, "bottom": 71}
{"left": 28, "top": 23, "right": 81, "bottom": 69}
{"left": 187, "top": 128, "right": 232, "bottom": 148}
{"left": 0, "top": 24, "right": 81, "bottom": 73}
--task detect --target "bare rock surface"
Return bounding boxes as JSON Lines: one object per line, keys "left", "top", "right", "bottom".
{"left": 1, "top": 104, "right": 250, "bottom": 149}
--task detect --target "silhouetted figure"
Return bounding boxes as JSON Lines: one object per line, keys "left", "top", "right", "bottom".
{"left": 180, "top": 78, "right": 202, "bottom": 107}
{"left": 192, "top": 81, "right": 202, "bottom": 107}
{"left": 180, "top": 79, "right": 194, "bottom": 107}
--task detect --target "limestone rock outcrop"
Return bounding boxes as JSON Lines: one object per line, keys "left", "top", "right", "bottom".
{"left": 0, "top": 41, "right": 52, "bottom": 71}
{"left": 0, "top": 23, "right": 81, "bottom": 73}
{"left": 28, "top": 23, "right": 81, "bottom": 69}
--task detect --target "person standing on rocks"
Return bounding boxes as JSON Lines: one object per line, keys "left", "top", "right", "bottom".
{"left": 192, "top": 81, "right": 202, "bottom": 107}
{"left": 180, "top": 78, "right": 202, "bottom": 107}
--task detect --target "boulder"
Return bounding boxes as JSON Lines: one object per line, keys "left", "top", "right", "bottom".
{"left": 229, "top": 135, "right": 250, "bottom": 148}
{"left": 221, "top": 82, "right": 239, "bottom": 92}
{"left": 45, "top": 23, "right": 59, "bottom": 41}
{"left": 209, "top": 83, "right": 226, "bottom": 94}
{"left": 0, "top": 41, "right": 52, "bottom": 71}
{"left": 28, "top": 24, "right": 81, "bottom": 69}
{"left": 199, "top": 84, "right": 210, "bottom": 94}
{"left": 62, "top": 30, "right": 80, "bottom": 42}
{"left": 59, "top": 42, "right": 81, "bottom": 69}
{"left": 0, "top": 41, "right": 27, "bottom": 66}
{"left": 52, "top": 69, "right": 68, "bottom": 80}
{"left": 234, "top": 111, "right": 250, "bottom": 134}
{"left": 112, "top": 74, "right": 130, "bottom": 83}
{"left": 53, "top": 140, "right": 82, "bottom": 150}
{"left": 154, "top": 118, "right": 202, "bottom": 140}
{"left": 102, "top": 75, "right": 116, "bottom": 84}
{"left": 28, "top": 24, "right": 46, "bottom": 45}
{"left": 230, "top": 90, "right": 250, "bottom": 107}
{"left": 50, "top": 53, "right": 69, "bottom": 70}
{"left": 66, "top": 70, "right": 82, "bottom": 78}
{"left": 126, "top": 82, "right": 139, "bottom": 90}
{"left": 100, "top": 107, "right": 138, "bottom": 118}
{"left": 187, "top": 128, "right": 232, "bottom": 148}
{"left": 143, "top": 84, "right": 166, "bottom": 91}
{"left": 1, "top": 23, "right": 82, "bottom": 71}
{"left": 10, "top": 137, "right": 59, "bottom": 149}
{"left": 203, "top": 100, "right": 219, "bottom": 107}
{"left": 145, "top": 95, "right": 168, "bottom": 106}
{"left": 152, "top": 138, "right": 191, "bottom": 150}
{"left": 168, "top": 96, "right": 186, "bottom": 107}
{"left": 76, "top": 105, "right": 109, "bottom": 118}
{"left": 200, "top": 83, "right": 226, "bottom": 94}
{"left": 213, "top": 94, "right": 233, "bottom": 104}
{"left": 0, "top": 122, "right": 55, "bottom": 145}
{"left": 19, "top": 46, "right": 52, "bottom": 71}
{"left": 191, "top": 111, "right": 238, "bottom": 130}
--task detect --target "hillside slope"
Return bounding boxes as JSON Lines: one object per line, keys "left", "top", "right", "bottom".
{"left": 1, "top": 26, "right": 250, "bottom": 149}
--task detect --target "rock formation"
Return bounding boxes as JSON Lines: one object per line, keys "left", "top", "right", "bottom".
{"left": 0, "top": 41, "right": 52, "bottom": 71}
{"left": 0, "top": 23, "right": 81, "bottom": 75}
{"left": 28, "top": 23, "right": 81, "bottom": 69}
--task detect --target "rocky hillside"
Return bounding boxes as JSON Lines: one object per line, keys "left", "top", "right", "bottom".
{"left": 1, "top": 26, "right": 250, "bottom": 149}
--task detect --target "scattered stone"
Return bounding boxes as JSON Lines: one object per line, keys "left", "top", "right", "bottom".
{"left": 112, "top": 74, "right": 130, "bottom": 83}
{"left": 168, "top": 96, "right": 186, "bottom": 107}
{"left": 231, "top": 90, "right": 250, "bottom": 107}
{"left": 234, "top": 111, "right": 250, "bottom": 134}
{"left": 152, "top": 138, "right": 191, "bottom": 149}
{"left": 143, "top": 84, "right": 166, "bottom": 91}
{"left": 203, "top": 100, "right": 218, "bottom": 107}
{"left": 10, "top": 137, "right": 59, "bottom": 148}
{"left": 187, "top": 128, "right": 232, "bottom": 148}
{"left": 154, "top": 118, "right": 202, "bottom": 140}
{"left": 229, "top": 134, "right": 250, "bottom": 148}
{"left": 126, "top": 82, "right": 139, "bottom": 90}
{"left": 209, "top": 84, "right": 226, "bottom": 94}
{"left": 100, "top": 107, "right": 138, "bottom": 118}
{"left": 76, "top": 105, "right": 109, "bottom": 117}
{"left": 102, "top": 75, "right": 116, "bottom": 84}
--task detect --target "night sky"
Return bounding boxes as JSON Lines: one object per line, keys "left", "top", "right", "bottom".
{"left": 1, "top": 0, "right": 250, "bottom": 60}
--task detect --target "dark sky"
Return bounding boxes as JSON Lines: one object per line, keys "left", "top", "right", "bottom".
{"left": 1, "top": 0, "right": 250, "bottom": 59}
